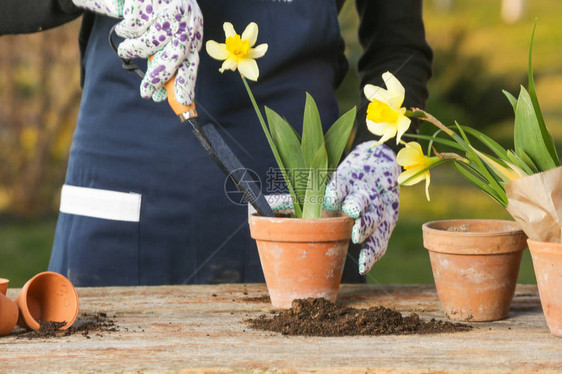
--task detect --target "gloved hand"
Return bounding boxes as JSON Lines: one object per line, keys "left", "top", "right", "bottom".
{"left": 72, "top": 0, "right": 203, "bottom": 106}
{"left": 324, "top": 141, "right": 400, "bottom": 275}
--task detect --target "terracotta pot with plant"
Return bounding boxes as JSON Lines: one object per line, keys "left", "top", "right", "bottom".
{"left": 365, "top": 23, "right": 562, "bottom": 327}
{"left": 203, "top": 22, "right": 368, "bottom": 308}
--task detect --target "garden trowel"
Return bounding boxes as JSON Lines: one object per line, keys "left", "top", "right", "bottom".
{"left": 109, "top": 26, "right": 273, "bottom": 217}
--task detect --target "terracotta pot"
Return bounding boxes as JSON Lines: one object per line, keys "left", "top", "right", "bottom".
{"left": 15, "top": 271, "right": 79, "bottom": 331}
{"left": 249, "top": 210, "right": 354, "bottom": 309}
{"left": 0, "top": 279, "right": 18, "bottom": 336}
{"left": 0, "top": 278, "right": 8, "bottom": 295}
{"left": 422, "top": 219, "right": 527, "bottom": 321}
{"left": 527, "top": 239, "right": 562, "bottom": 337}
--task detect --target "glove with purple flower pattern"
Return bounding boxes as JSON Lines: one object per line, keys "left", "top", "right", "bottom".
{"left": 324, "top": 141, "right": 400, "bottom": 275}
{"left": 72, "top": 0, "right": 203, "bottom": 106}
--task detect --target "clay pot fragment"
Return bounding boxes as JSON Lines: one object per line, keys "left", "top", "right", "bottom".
{"left": 15, "top": 272, "right": 79, "bottom": 331}
{"left": 249, "top": 211, "right": 354, "bottom": 309}
{"left": 422, "top": 219, "right": 527, "bottom": 322}
{"left": 0, "top": 279, "right": 18, "bottom": 336}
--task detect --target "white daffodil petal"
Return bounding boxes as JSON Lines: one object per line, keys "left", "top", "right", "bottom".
{"left": 398, "top": 168, "right": 427, "bottom": 186}
{"left": 238, "top": 58, "right": 260, "bottom": 81}
{"left": 382, "top": 71, "right": 405, "bottom": 108}
{"left": 248, "top": 43, "right": 268, "bottom": 59}
{"left": 242, "top": 22, "right": 259, "bottom": 47}
{"left": 364, "top": 84, "right": 384, "bottom": 101}
{"left": 223, "top": 22, "right": 236, "bottom": 38}
{"left": 364, "top": 85, "right": 393, "bottom": 104}
{"left": 396, "top": 115, "right": 412, "bottom": 144}
{"left": 205, "top": 41, "right": 228, "bottom": 60}
{"left": 219, "top": 58, "right": 237, "bottom": 73}
{"left": 371, "top": 89, "right": 394, "bottom": 106}
{"left": 376, "top": 125, "right": 397, "bottom": 145}
{"left": 366, "top": 120, "right": 388, "bottom": 136}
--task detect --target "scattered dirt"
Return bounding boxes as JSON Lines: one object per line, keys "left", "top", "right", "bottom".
{"left": 246, "top": 298, "right": 472, "bottom": 336}
{"left": 241, "top": 295, "right": 271, "bottom": 303}
{"left": 13, "top": 312, "right": 118, "bottom": 339}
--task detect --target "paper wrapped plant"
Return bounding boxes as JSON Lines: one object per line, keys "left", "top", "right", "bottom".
{"left": 364, "top": 22, "right": 561, "bottom": 243}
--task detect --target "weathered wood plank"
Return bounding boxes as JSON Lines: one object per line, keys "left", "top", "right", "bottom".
{"left": 0, "top": 284, "right": 560, "bottom": 373}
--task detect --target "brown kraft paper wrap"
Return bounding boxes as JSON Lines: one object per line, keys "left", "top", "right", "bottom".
{"left": 506, "top": 166, "right": 562, "bottom": 243}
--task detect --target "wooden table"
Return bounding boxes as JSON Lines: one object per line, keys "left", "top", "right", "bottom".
{"left": 1, "top": 284, "right": 560, "bottom": 373}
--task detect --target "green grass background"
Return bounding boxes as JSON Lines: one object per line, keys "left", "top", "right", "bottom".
{"left": 2, "top": 0, "right": 561, "bottom": 287}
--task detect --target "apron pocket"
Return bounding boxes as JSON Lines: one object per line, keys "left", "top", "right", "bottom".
{"left": 50, "top": 185, "right": 142, "bottom": 286}
{"left": 60, "top": 184, "right": 142, "bottom": 222}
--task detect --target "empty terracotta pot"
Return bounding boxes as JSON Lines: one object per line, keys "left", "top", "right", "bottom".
{"left": 249, "top": 211, "right": 354, "bottom": 309}
{"left": 15, "top": 271, "right": 79, "bottom": 331}
{"left": 527, "top": 239, "right": 562, "bottom": 337}
{"left": 0, "top": 278, "right": 8, "bottom": 295}
{"left": 423, "top": 219, "right": 527, "bottom": 321}
{"left": 0, "top": 279, "right": 18, "bottom": 336}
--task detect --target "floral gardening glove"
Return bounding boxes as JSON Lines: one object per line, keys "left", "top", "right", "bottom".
{"left": 324, "top": 141, "right": 401, "bottom": 275}
{"left": 72, "top": 0, "right": 203, "bottom": 106}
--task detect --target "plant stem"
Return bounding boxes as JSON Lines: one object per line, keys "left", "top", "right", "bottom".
{"left": 241, "top": 76, "right": 303, "bottom": 217}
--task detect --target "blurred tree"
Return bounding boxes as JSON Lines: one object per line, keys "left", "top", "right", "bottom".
{"left": 0, "top": 20, "right": 82, "bottom": 217}
{"left": 425, "top": 30, "right": 523, "bottom": 134}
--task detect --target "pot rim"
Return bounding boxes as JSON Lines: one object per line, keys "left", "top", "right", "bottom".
{"left": 249, "top": 211, "right": 354, "bottom": 242}
{"left": 422, "top": 219, "right": 524, "bottom": 237}
{"left": 527, "top": 238, "right": 562, "bottom": 255}
{"left": 250, "top": 210, "right": 352, "bottom": 222}
{"left": 422, "top": 219, "right": 528, "bottom": 255}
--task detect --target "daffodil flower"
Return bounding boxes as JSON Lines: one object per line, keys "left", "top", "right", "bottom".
{"left": 364, "top": 72, "right": 411, "bottom": 145}
{"left": 205, "top": 22, "right": 268, "bottom": 81}
{"left": 397, "top": 142, "right": 440, "bottom": 201}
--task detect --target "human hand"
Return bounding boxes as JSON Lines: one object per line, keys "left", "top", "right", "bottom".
{"left": 72, "top": 0, "right": 203, "bottom": 106}
{"left": 324, "top": 141, "right": 400, "bottom": 275}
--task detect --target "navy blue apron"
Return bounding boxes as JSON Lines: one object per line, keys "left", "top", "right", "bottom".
{"left": 49, "top": 0, "right": 360, "bottom": 286}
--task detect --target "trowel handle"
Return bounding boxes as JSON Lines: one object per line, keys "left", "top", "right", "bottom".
{"left": 149, "top": 55, "right": 197, "bottom": 123}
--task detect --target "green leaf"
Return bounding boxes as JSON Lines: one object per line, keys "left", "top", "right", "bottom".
{"left": 514, "top": 86, "right": 559, "bottom": 171}
{"left": 503, "top": 90, "right": 518, "bottom": 112}
{"left": 525, "top": 22, "right": 559, "bottom": 168}
{"left": 454, "top": 122, "right": 505, "bottom": 194}
{"left": 402, "top": 133, "right": 464, "bottom": 152}
{"left": 459, "top": 125, "right": 509, "bottom": 161}
{"left": 265, "top": 106, "right": 306, "bottom": 210}
{"left": 325, "top": 106, "right": 356, "bottom": 170}
{"left": 301, "top": 93, "right": 324, "bottom": 168}
{"left": 302, "top": 144, "right": 328, "bottom": 219}
{"left": 453, "top": 162, "right": 508, "bottom": 207}
{"left": 506, "top": 150, "right": 537, "bottom": 174}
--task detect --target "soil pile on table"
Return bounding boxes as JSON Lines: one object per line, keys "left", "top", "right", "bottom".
{"left": 15, "top": 312, "right": 118, "bottom": 339}
{"left": 247, "top": 298, "right": 472, "bottom": 336}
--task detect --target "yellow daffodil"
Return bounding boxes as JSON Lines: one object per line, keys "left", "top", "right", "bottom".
{"left": 397, "top": 142, "right": 440, "bottom": 201}
{"left": 205, "top": 22, "right": 268, "bottom": 81}
{"left": 364, "top": 72, "right": 411, "bottom": 145}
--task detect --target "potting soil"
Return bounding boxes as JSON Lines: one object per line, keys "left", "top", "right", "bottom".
{"left": 247, "top": 298, "right": 472, "bottom": 336}
{"left": 14, "top": 312, "right": 118, "bottom": 339}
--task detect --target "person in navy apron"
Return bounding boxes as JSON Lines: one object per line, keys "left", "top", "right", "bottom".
{"left": 1, "top": 1, "right": 432, "bottom": 286}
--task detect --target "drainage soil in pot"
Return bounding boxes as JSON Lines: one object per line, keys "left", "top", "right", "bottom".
{"left": 246, "top": 298, "right": 472, "bottom": 336}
